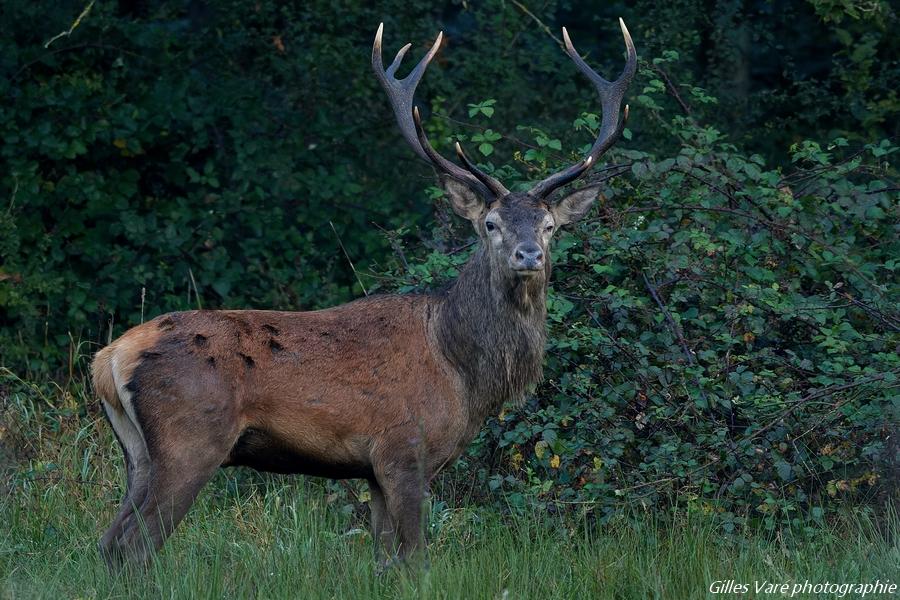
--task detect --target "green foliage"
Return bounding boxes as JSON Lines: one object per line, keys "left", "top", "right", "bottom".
{"left": 378, "top": 65, "right": 899, "bottom": 525}
{"left": 1, "top": 1, "right": 897, "bottom": 523}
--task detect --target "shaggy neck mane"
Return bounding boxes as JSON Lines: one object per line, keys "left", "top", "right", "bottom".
{"left": 434, "top": 246, "right": 549, "bottom": 422}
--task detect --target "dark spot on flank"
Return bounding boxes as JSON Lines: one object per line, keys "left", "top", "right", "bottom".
{"left": 269, "top": 339, "right": 284, "bottom": 353}
{"left": 239, "top": 353, "right": 255, "bottom": 369}
{"left": 194, "top": 333, "right": 208, "bottom": 347}
{"left": 158, "top": 317, "right": 176, "bottom": 331}
{"left": 263, "top": 324, "right": 280, "bottom": 335}
{"left": 207, "top": 356, "right": 216, "bottom": 367}
{"left": 140, "top": 350, "right": 162, "bottom": 359}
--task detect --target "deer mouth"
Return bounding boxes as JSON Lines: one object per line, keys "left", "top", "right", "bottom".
{"left": 512, "top": 266, "right": 544, "bottom": 276}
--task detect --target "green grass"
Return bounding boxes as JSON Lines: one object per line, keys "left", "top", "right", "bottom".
{"left": 1, "top": 373, "right": 898, "bottom": 599}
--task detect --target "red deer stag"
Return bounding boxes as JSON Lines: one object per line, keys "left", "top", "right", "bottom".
{"left": 92, "top": 19, "right": 636, "bottom": 568}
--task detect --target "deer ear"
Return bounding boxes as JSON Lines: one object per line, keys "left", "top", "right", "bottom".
{"left": 442, "top": 176, "right": 486, "bottom": 223}
{"left": 551, "top": 185, "right": 602, "bottom": 226}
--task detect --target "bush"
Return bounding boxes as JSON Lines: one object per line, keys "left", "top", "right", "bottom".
{"left": 1, "top": 1, "right": 897, "bottom": 526}
{"left": 377, "top": 64, "right": 899, "bottom": 526}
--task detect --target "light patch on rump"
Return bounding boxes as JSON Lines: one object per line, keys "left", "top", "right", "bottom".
{"left": 91, "top": 346, "right": 119, "bottom": 410}
{"left": 109, "top": 353, "right": 150, "bottom": 474}
{"left": 92, "top": 322, "right": 162, "bottom": 484}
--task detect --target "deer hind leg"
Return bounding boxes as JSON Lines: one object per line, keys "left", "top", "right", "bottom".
{"left": 98, "top": 388, "right": 152, "bottom": 568}
{"left": 101, "top": 364, "right": 239, "bottom": 566}
{"left": 114, "top": 448, "right": 225, "bottom": 565}
{"left": 113, "top": 409, "right": 239, "bottom": 565}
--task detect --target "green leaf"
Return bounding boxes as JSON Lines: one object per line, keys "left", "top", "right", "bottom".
{"left": 776, "top": 461, "right": 792, "bottom": 481}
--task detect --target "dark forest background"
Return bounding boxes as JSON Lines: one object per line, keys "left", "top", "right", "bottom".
{"left": 1, "top": 1, "right": 897, "bottom": 524}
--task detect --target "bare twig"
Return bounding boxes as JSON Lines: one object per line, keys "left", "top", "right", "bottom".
{"left": 794, "top": 383, "right": 900, "bottom": 441}
{"left": 6, "top": 174, "right": 18, "bottom": 215}
{"left": 676, "top": 166, "right": 777, "bottom": 222}
{"left": 842, "top": 292, "right": 900, "bottom": 332}
{"left": 649, "top": 64, "right": 692, "bottom": 116}
{"left": 641, "top": 272, "right": 714, "bottom": 420}
{"left": 44, "top": 1, "right": 95, "bottom": 48}
{"left": 434, "top": 113, "right": 556, "bottom": 160}
{"left": 609, "top": 204, "right": 884, "bottom": 294}
{"left": 641, "top": 272, "right": 696, "bottom": 366}
{"left": 330, "top": 221, "right": 368, "bottom": 296}
{"left": 509, "top": 0, "right": 563, "bottom": 46}
{"left": 188, "top": 268, "right": 203, "bottom": 309}
{"left": 744, "top": 371, "right": 898, "bottom": 443}
{"left": 372, "top": 222, "right": 411, "bottom": 274}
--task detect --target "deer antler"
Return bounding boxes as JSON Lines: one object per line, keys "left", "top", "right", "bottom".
{"left": 529, "top": 19, "right": 637, "bottom": 200}
{"left": 373, "top": 23, "right": 509, "bottom": 200}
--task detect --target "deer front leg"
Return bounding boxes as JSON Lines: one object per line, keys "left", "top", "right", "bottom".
{"left": 368, "top": 479, "right": 398, "bottom": 568}
{"left": 374, "top": 461, "right": 428, "bottom": 565}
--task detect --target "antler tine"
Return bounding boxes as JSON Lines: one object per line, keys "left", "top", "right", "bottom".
{"left": 454, "top": 142, "right": 510, "bottom": 197}
{"left": 372, "top": 23, "right": 441, "bottom": 164}
{"left": 529, "top": 19, "right": 637, "bottom": 200}
{"left": 373, "top": 23, "right": 506, "bottom": 199}
{"left": 385, "top": 43, "right": 412, "bottom": 79}
{"left": 411, "top": 106, "right": 453, "bottom": 174}
{"left": 410, "top": 108, "right": 509, "bottom": 198}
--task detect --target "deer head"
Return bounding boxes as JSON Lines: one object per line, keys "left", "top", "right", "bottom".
{"left": 373, "top": 20, "right": 637, "bottom": 280}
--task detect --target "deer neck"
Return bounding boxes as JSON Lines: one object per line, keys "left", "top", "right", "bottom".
{"left": 434, "top": 247, "right": 549, "bottom": 423}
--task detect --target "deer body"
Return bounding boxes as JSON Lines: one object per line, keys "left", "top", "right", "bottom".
{"left": 93, "top": 20, "right": 634, "bottom": 568}
{"left": 93, "top": 247, "right": 548, "bottom": 565}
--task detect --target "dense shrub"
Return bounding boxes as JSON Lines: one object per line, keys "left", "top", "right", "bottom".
{"left": 379, "top": 69, "right": 899, "bottom": 525}
{"left": 1, "top": 1, "right": 897, "bottom": 524}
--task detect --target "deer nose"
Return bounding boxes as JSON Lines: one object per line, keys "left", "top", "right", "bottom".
{"left": 512, "top": 243, "right": 544, "bottom": 270}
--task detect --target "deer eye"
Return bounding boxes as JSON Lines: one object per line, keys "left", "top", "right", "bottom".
{"left": 544, "top": 224, "right": 554, "bottom": 232}
{"left": 485, "top": 221, "right": 497, "bottom": 232}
